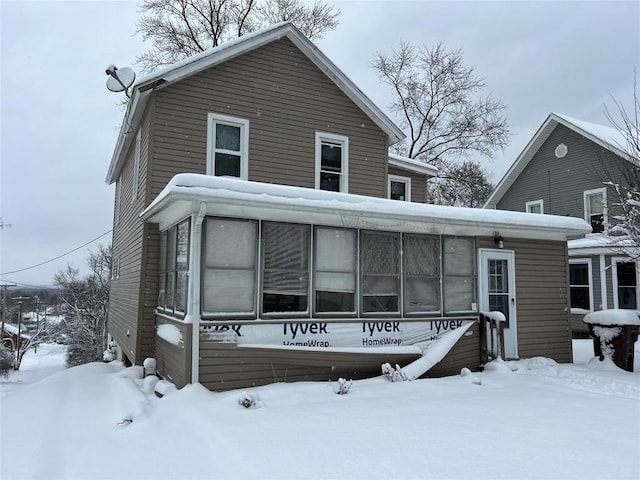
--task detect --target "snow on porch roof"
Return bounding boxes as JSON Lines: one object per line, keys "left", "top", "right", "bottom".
{"left": 142, "top": 174, "right": 591, "bottom": 241}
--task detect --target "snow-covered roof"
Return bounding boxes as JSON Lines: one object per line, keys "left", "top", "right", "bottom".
{"left": 388, "top": 153, "right": 438, "bottom": 177}
{"left": 106, "top": 22, "right": 406, "bottom": 184}
{"left": 484, "top": 113, "right": 637, "bottom": 209}
{"left": 141, "top": 174, "right": 591, "bottom": 241}
{"left": 568, "top": 233, "right": 640, "bottom": 256}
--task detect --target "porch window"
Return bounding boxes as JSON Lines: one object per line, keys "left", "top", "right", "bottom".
{"left": 569, "top": 261, "right": 591, "bottom": 311}
{"left": 202, "top": 218, "right": 257, "bottom": 316}
{"left": 314, "top": 227, "right": 357, "bottom": 314}
{"left": 403, "top": 234, "right": 440, "bottom": 313}
{"left": 614, "top": 260, "right": 638, "bottom": 309}
{"left": 361, "top": 231, "right": 400, "bottom": 313}
{"left": 443, "top": 237, "right": 476, "bottom": 312}
{"left": 315, "top": 132, "right": 348, "bottom": 192}
{"left": 584, "top": 188, "right": 606, "bottom": 233}
{"left": 388, "top": 175, "right": 411, "bottom": 202}
{"left": 262, "top": 222, "right": 310, "bottom": 314}
{"left": 158, "top": 219, "right": 190, "bottom": 315}
{"left": 207, "top": 113, "right": 249, "bottom": 179}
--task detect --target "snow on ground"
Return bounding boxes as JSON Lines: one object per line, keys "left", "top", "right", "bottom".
{"left": 1, "top": 341, "right": 639, "bottom": 480}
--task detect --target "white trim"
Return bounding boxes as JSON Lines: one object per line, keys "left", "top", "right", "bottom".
{"left": 206, "top": 113, "right": 249, "bottom": 180}
{"left": 569, "top": 258, "right": 593, "bottom": 313}
{"left": 189, "top": 203, "right": 207, "bottom": 384}
{"left": 525, "top": 199, "right": 544, "bottom": 214}
{"left": 388, "top": 175, "right": 411, "bottom": 202}
{"left": 388, "top": 153, "right": 438, "bottom": 177}
{"left": 599, "top": 254, "right": 608, "bottom": 309}
{"left": 132, "top": 129, "right": 141, "bottom": 203}
{"left": 479, "top": 249, "right": 518, "bottom": 359}
{"left": 315, "top": 132, "right": 349, "bottom": 193}
{"left": 583, "top": 187, "right": 607, "bottom": 232}
{"left": 611, "top": 257, "right": 639, "bottom": 309}
{"left": 114, "top": 174, "right": 122, "bottom": 226}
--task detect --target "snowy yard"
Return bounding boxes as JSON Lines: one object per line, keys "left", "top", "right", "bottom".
{"left": 1, "top": 341, "right": 639, "bottom": 480}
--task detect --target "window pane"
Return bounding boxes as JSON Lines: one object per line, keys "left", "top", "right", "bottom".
{"left": 569, "top": 264, "right": 589, "bottom": 285}
{"left": 321, "top": 143, "right": 342, "bottom": 172}
{"left": 203, "top": 270, "right": 256, "bottom": 313}
{"left": 262, "top": 222, "right": 309, "bottom": 313}
{"left": 205, "top": 219, "right": 256, "bottom": 269}
{"left": 405, "top": 276, "right": 440, "bottom": 313}
{"left": 176, "top": 221, "right": 189, "bottom": 270}
{"left": 361, "top": 231, "right": 399, "bottom": 313}
{"left": 216, "top": 124, "right": 240, "bottom": 151}
{"left": 570, "top": 286, "right": 590, "bottom": 310}
{"left": 444, "top": 277, "right": 475, "bottom": 312}
{"left": 618, "top": 287, "right": 637, "bottom": 309}
{"left": 390, "top": 181, "right": 407, "bottom": 201}
{"left": 404, "top": 235, "right": 440, "bottom": 313}
{"left": 320, "top": 172, "right": 340, "bottom": 192}
{"left": 528, "top": 203, "right": 541, "bottom": 214}
{"left": 175, "top": 271, "right": 188, "bottom": 313}
{"left": 444, "top": 238, "right": 474, "bottom": 276}
{"left": 588, "top": 193, "right": 604, "bottom": 214}
{"left": 215, "top": 153, "right": 241, "bottom": 177}
{"left": 316, "top": 292, "right": 354, "bottom": 313}
{"left": 203, "top": 219, "right": 257, "bottom": 315}
{"left": 315, "top": 228, "right": 356, "bottom": 272}
{"left": 617, "top": 262, "right": 636, "bottom": 286}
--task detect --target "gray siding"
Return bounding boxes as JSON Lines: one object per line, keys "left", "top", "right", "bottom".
{"left": 479, "top": 237, "right": 573, "bottom": 363}
{"left": 496, "top": 124, "right": 630, "bottom": 222}
{"left": 151, "top": 38, "right": 389, "bottom": 200}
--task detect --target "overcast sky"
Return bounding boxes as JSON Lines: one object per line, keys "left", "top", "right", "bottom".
{"left": 1, "top": 0, "right": 638, "bottom": 287}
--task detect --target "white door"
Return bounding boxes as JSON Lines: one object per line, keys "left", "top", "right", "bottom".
{"left": 480, "top": 249, "right": 518, "bottom": 359}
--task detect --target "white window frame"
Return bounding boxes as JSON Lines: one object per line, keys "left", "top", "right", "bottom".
{"left": 206, "top": 113, "right": 249, "bottom": 180}
{"left": 526, "top": 199, "right": 543, "bottom": 214}
{"left": 315, "top": 132, "right": 349, "bottom": 193}
{"left": 612, "top": 258, "right": 639, "bottom": 310}
{"left": 569, "top": 258, "right": 593, "bottom": 313}
{"left": 132, "top": 129, "right": 141, "bottom": 203}
{"left": 583, "top": 187, "right": 607, "bottom": 233}
{"left": 388, "top": 175, "right": 411, "bottom": 202}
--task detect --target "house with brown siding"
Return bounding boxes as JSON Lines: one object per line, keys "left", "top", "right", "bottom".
{"left": 484, "top": 113, "right": 639, "bottom": 337}
{"left": 105, "top": 23, "right": 590, "bottom": 391}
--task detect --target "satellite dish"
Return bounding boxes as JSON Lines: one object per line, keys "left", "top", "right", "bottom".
{"left": 105, "top": 65, "right": 136, "bottom": 95}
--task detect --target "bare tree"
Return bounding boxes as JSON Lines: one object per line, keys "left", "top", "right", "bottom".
{"left": 54, "top": 245, "right": 111, "bottom": 368}
{"left": 136, "top": 0, "right": 340, "bottom": 73}
{"left": 604, "top": 73, "right": 640, "bottom": 253}
{"left": 428, "top": 160, "right": 493, "bottom": 208}
{"left": 372, "top": 41, "right": 509, "bottom": 206}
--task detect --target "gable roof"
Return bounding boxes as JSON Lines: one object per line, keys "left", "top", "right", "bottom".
{"left": 105, "top": 22, "right": 405, "bottom": 184}
{"left": 484, "top": 113, "right": 635, "bottom": 209}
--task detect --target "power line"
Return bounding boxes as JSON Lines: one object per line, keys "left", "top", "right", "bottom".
{"left": 0, "top": 230, "right": 112, "bottom": 275}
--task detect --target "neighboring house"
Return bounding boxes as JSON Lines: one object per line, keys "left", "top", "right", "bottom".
{"left": 484, "top": 113, "right": 638, "bottom": 336}
{"left": 105, "top": 23, "right": 590, "bottom": 391}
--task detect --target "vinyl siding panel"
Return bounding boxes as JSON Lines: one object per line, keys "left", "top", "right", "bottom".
{"left": 108, "top": 109, "right": 152, "bottom": 364}
{"left": 151, "top": 38, "right": 388, "bottom": 199}
{"left": 155, "top": 316, "right": 192, "bottom": 387}
{"left": 478, "top": 237, "right": 572, "bottom": 363}
{"left": 496, "top": 125, "right": 629, "bottom": 223}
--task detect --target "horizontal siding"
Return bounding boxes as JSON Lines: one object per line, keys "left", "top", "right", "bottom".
{"left": 151, "top": 37, "right": 388, "bottom": 201}
{"left": 198, "top": 320, "right": 482, "bottom": 391}
{"left": 155, "top": 316, "right": 192, "bottom": 388}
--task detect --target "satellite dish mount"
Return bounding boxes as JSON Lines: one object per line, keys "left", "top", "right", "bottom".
{"left": 105, "top": 64, "right": 136, "bottom": 98}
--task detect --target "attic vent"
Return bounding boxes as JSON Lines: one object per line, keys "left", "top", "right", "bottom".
{"left": 555, "top": 143, "right": 568, "bottom": 158}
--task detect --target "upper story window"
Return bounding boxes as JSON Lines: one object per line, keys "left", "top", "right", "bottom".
{"left": 207, "top": 113, "right": 249, "bottom": 179}
{"left": 526, "top": 199, "right": 543, "bottom": 214}
{"left": 388, "top": 175, "right": 411, "bottom": 202}
{"left": 584, "top": 187, "right": 606, "bottom": 233}
{"left": 315, "top": 132, "right": 348, "bottom": 192}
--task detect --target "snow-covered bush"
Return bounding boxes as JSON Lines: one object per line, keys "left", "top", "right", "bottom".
{"left": 0, "top": 345, "right": 15, "bottom": 377}
{"left": 334, "top": 377, "right": 352, "bottom": 395}
{"left": 381, "top": 363, "right": 408, "bottom": 382}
